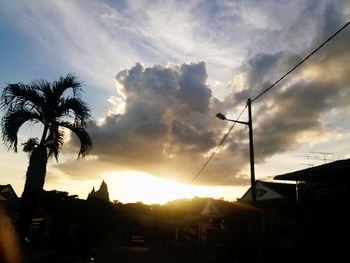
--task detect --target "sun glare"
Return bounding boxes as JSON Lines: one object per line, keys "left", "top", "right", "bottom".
{"left": 103, "top": 171, "right": 247, "bottom": 204}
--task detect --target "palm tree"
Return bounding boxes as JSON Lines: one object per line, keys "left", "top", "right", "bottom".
{"left": 0, "top": 74, "right": 92, "bottom": 237}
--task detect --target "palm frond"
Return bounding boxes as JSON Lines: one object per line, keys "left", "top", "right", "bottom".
{"left": 30, "top": 79, "right": 51, "bottom": 95}
{"left": 1, "top": 109, "right": 41, "bottom": 152}
{"left": 57, "top": 97, "right": 91, "bottom": 124}
{"left": 22, "top": 138, "right": 39, "bottom": 154}
{"left": 0, "top": 83, "right": 45, "bottom": 115}
{"left": 30, "top": 79, "right": 52, "bottom": 107}
{"left": 46, "top": 123, "right": 65, "bottom": 160}
{"left": 59, "top": 121, "right": 92, "bottom": 158}
{"left": 52, "top": 73, "right": 82, "bottom": 99}
{"left": 1, "top": 74, "right": 92, "bottom": 159}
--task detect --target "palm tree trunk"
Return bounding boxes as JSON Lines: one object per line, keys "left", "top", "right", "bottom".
{"left": 40, "top": 125, "right": 48, "bottom": 145}
{"left": 20, "top": 145, "right": 48, "bottom": 239}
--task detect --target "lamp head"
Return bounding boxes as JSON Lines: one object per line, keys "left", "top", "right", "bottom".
{"left": 216, "top": 113, "right": 226, "bottom": 120}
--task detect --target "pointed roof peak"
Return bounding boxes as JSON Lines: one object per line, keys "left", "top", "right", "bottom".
{"left": 88, "top": 180, "right": 110, "bottom": 202}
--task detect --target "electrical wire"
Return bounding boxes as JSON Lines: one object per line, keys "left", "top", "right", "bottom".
{"left": 190, "top": 104, "right": 248, "bottom": 184}
{"left": 252, "top": 20, "right": 350, "bottom": 102}
{"left": 190, "top": 20, "right": 350, "bottom": 184}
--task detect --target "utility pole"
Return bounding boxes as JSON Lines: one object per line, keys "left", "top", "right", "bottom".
{"left": 247, "top": 98, "right": 256, "bottom": 202}
{"left": 216, "top": 98, "right": 256, "bottom": 203}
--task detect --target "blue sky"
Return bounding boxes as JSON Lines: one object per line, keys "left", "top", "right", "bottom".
{"left": 1, "top": 0, "right": 350, "bottom": 203}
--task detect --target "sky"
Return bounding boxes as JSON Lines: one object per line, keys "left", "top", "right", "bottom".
{"left": 1, "top": 0, "right": 350, "bottom": 204}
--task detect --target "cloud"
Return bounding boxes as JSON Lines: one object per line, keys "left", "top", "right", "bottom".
{"left": 3, "top": 0, "right": 349, "bottom": 188}
{"left": 0, "top": 0, "right": 243, "bottom": 93}
{"left": 226, "top": 1, "right": 350, "bottom": 164}
{"left": 57, "top": 1, "right": 350, "bottom": 186}
{"left": 3, "top": 0, "right": 327, "bottom": 100}
{"left": 60, "top": 61, "right": 251, "bottom": 185}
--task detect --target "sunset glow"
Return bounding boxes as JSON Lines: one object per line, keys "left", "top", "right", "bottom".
{"left": 1, "top": 2, "right": 349, "bottom": 261}
{"left": 103, "top": 171, "right": 247, "bottom": 204}
{"left": 1, "top": 0, "right": 350, "bottom": 205}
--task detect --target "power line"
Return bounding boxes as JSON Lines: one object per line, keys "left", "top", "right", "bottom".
{"left": 252, "top": 20, "right": 350, "bottom": 102}
{"left": 190, "top": 104, "right": 248, "bottom": 184}
{"left": 190, "top": 20, "right": 350, "bottom": 184}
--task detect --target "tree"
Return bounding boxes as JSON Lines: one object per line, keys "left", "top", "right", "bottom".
{"left": 0, "top": 74, "right": 92, "bottom": 238}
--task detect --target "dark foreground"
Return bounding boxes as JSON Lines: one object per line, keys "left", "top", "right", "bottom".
{"left": 4, "top": 189, "right": 350, "bottom": 263}
{"left": 25, "top": 244, "right": 222, "bottom": 263}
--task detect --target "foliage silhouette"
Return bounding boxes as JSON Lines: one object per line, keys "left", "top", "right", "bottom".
{"left": 0, "top": 74, "right": 92, "bottom": 238}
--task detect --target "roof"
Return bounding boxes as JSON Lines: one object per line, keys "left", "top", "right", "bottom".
{"left": 259, "top": 181, "right": 296, "bottom": 199}
{"left": 0, "top": 184, "right": 19, "bottom": 202}
{"left": 273, "top": 158, "right": 350, "bottom": 183}
{"left": 240, "top": 180, "right": 296, "bottom": 201}
{"left": 200, "top": 200, "right": 220, "bottom": 217}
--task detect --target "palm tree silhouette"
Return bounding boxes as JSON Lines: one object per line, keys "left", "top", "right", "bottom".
{"left": 0, "top": 74, "right": 92, "bottom": 238}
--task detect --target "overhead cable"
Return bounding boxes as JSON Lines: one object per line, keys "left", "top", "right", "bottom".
{"left": 190, "top": 104, "right": 248, "bottom": 184}
{"left": 190, "top": 20, "right": 350, "bottom": 184}
{"left": 252, "top": 21, "right": 350, "bottom": 102}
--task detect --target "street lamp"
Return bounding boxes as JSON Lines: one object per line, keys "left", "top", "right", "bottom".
{"left": 216, "top": 98, "right": 256, "bottom": 202}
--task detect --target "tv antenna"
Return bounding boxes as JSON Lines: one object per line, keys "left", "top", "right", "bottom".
{"left": 310, "top": 151, "right": 334, "bottom": 164}
{"left": 294, "top": 154, "right": 319, "bottom": 167}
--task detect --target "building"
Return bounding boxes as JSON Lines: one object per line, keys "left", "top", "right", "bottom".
{"left": 274, "top": 158, "right": 350, "bottom": 200}
{"left": 87, "top": 180, "right": 110, "bottom": 203}
{"left": 273, "top": 159, "right": 350, "bottom": 260}
{"left": 0, "top": 184, "right": 20, "bottom": 224}
{"left": 0, "top": 184, "right": 18, "bottom": 203}
{"left": 239, "top": 180, "right": 296, "bottom": 202}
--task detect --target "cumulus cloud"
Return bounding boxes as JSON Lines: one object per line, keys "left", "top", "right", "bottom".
{"left": 60, "top": 61, "right": 250, "bottom": 185}
{"left": 54, "top": 0, "right": 350, "bottom": 187}
{"left": 57, "top": 1, "right": 350, "bottom": 186}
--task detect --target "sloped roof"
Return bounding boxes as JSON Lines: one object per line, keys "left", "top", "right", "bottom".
{"left": 274, "top": 158, "right": 350, "bottom": 183}
{"left": 0, "top": 184, "right": 19, "bottom": 202}
{"left": 240, "top": 180, "right": 296, "bottom": 201}
{"left": 200, "top": 200, "right": 220, "bottom": 217}
{"left": 259, "top": 181, "right": 296, "bottom": 199}
{"left": 201, "top": 199, "right": 258, "bottom": 217}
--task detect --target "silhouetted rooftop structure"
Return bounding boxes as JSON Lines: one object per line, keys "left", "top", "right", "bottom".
{"left": 0, "top": 184, "right": 19, "bottom": 217}
{"left": 87, "top": 180, "right": 110, "bottom": 203}
{"left": 0, "top": 184, "right": 18, "bottom": 203}
{"left": 274, "top": 158, "right": 350, "bottom": 183}
{"left": 240, "top": 180, "right": 296, "bottom": 202}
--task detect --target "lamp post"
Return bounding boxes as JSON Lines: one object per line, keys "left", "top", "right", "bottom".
{"left": 216, "top": 98, "right": 256, "bottom": 202}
